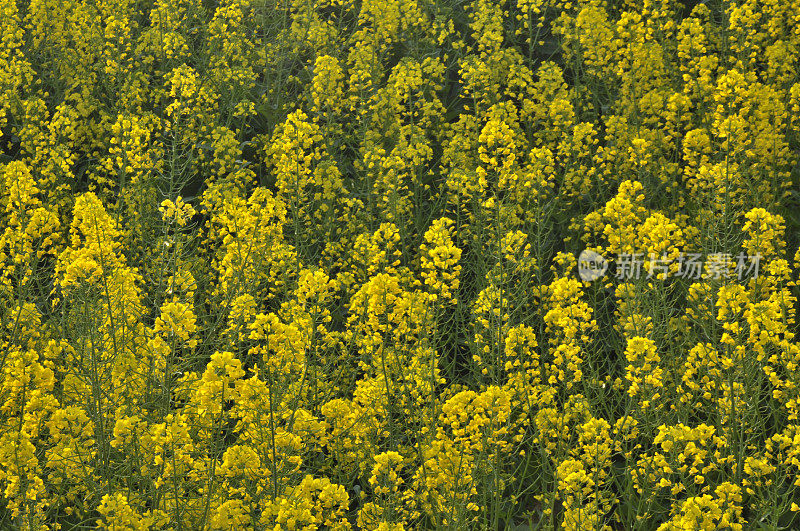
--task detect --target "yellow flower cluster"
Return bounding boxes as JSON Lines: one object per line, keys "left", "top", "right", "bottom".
{"left": 2, "top": 0, "right": 800, "bottom": 527}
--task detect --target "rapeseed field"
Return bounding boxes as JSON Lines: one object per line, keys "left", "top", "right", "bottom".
{"left": 1, "top": 0, "right": 799, "bottom": 528}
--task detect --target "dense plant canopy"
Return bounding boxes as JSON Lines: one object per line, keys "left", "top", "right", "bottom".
{"left": 0, "top": 0, "right": 799, "bottom": 528}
